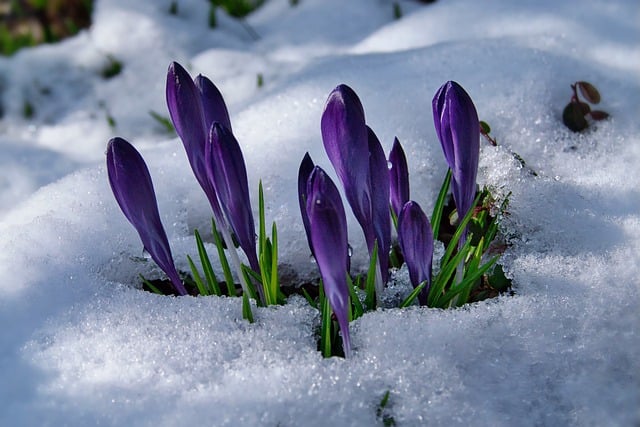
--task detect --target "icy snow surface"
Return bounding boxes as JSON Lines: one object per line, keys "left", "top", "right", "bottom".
{"left": 0, "top": 0, "right": 638, "bottom": 425}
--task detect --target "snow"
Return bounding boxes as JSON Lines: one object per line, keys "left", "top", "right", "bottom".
{"left": 0, "top": 0, "right": 638, "bottom": 425}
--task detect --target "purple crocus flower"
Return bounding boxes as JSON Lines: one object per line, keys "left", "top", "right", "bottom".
{"left": 388, "top": 137, "right": 410, "bottom": 222}
{"left": 305, "top": 166, "right": 352, "bottom": 357}
{"left": 298, "top": 152, "right": 315, "bottom": 255}
{"left": 367, "top": 126, "right": 391, "bottom": 285}
{"left": 321, "top": 84, "right": 393, "bottom": 291}
{"left": 166, "top": 62, "right": 229, "bottom": 222}
{"left": 321, "top": 84, "right": 374, "bottom": 249}
{"left": 432, "top": 81, "right": 479, "bottom": 238}
{"left": 206, "top": 123, "right": 260, "bottom": 274}
{"left": 397, "top": 201, "right": 433, "bottom": 306}
{"left": 106, "top": 137, "right": 187, "bottom": 296}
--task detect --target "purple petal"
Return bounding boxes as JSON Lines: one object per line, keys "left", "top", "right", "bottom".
{"left": 367, "top": 126, "right": 391, "bottom": 284}
{"left": 388, "top": 137, "right": 410, "bottom": 221}
{"left": 397, "top": 201, "right": 433, "bottom": 305}
{"left": 321, "top": 84, "right": 373, "bottom": 248}
{"left": 306, "top": 166, "right": 351, "bottom": 357}
{"left": 106, "top": 137, "right": 187, "bottom": 296}
{"left": 206, "top": 123, "right": 259, "bottom": 272}
{"left": 432, "top": 81, "right": 480, "bottom": 225}
{"left": 298, "top": 152, "right": 315, "bottom": 255}
{"left": 195, "top": 74, "right": 232, "bottom": 133}
{"left": 166, "top": 62, "right": 224, "bottom": 219}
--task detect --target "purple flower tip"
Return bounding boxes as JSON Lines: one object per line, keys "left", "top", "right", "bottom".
{"left": 388, "top": 137, "right": 410, "bottom": 221}
{"left": 305, "top": 166, "right": 352, "bottom": 357}
{"left": 106, "top": 137, "right": 187, "bottom": 296}
{"left": 206, "top": 122, "right": 259, "bottom": 272}
{"left": 298, "top": 152, "right": 315, "bottom": 255}
{"left": 432, "top": 81, "right": 480, "bottom": 226}
{"left": 397, "top": 201, "right": 433, "bottom": 305}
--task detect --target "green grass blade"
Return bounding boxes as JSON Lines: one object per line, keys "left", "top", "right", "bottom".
{"left": 439, "top": 255, "right": 499, "bottom": 307}
{"left": 364, "top": 241, "right": 378, "bottom": 310}
{"left": 212, "top": 219, "right": 237, "bottom": 296}
{"left": 320, "top": 291, "right": 332, "bottom": 358}
{"left": 240, "top": 264, "right": 259, "bottom": 301}
{"left": 140, "top": 274, "right": 163, "bottom": 295}
{"left": 194, "top": 228, "right": 222, "bottom": 295}
{"left": 301, "top": 287, "right": 317, "bottom": 309}
{"left": 439, "top": 191, "right": 482, "bottom": 269}
{"left": 429, "top": 237, "right": 473, "bottom": 307}
{"left": 270, "top": 222, "right": 280, "bottom": 304}
{"left": 186, "top": 254, "right": 208, "bottom": 296}
{"left": 347, "top": 274, "right": 364, "bottom": 320}
{"left": 431, "top": 169, "right": 452, "bottom": 240}
{"left": 400, "top": 279, "right": 429, "bottom": 308}
{"left": 242, "top": 293, "right": 254, "bottom": 323}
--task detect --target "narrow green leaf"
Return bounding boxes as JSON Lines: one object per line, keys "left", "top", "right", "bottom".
{"left": 301, "top": 287, "right": 317, "bottom": 309}
{"left": 431, "top": 169, "right": 452, "bottom": 240}
{"left": 429, "top": 237, "right": 473, "bottom": 307}
{"left": 270, "top": 222, "right": 280, "bottom": 304}
{"left": 242, "top": 293, "right": 254, "bottom": 323}
{"left": 140, "top": 274, "right": 163, "bottom": 295}
{"left": 400, "top": 279, "right": 429, "bottom": 308}
{"left": 439, "top": 256, "right": 498, "bottom": 307}
{"left": 439, "top": 191, "right": 482, "bottom": 269}
{"left": 194, "top": 229, "right": 222, "bottom": 295}
{"left": 186, "top": 254, "right": 208, "bottom": 296}
{"left": 212, "top": 219, "right": 237, "bottom": 296}
{"left": 347, "top": 274, "right": 364, "bottom": 320}
{"left": 320, "top": 288, "right": 333, "bottom": 358}
{"left": 364, "top": 242, "right": 378, "bottom": 310}
{"left": 240, "top": 264, "right": 259, "bottom": 302}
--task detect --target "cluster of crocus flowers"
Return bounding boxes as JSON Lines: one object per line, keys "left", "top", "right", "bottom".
{"left": 301, "top": 80, "right": 481, "bottom": 316}
{"left": 107, "top": 61, "right": 265, "bottom": 303}
{"left": 107, "top": 61, "right": 490, "bottom": 357}
{"left": 166, "top": 61, "right": 263, "bottom": 303}
{"left": 320, "top": 84, "right": 391, "bottom": 298}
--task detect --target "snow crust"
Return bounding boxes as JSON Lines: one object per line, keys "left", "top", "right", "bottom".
{"left": 0, "top": 0, "right": 638, "bottom": 425}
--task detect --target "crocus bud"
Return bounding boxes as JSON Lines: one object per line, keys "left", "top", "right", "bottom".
{"left": 432, "top": 81, "right": 479, "bottom": 238}
{"left": 106, "top": 137, "right": 187, "bottom": 296}
{"left": 206, "top": 123, "right": 259, "bottom": 273}
{"left": 388, "top": 137, "right": 410, "bottom": 221}
{"left": 397, "top": 201, "right": 433, "bottom": 305}
{"left": 321, "top": 84, "right": 374, "bottom": 249}
{"left": 166, "top": 62, "right": 224, "bottom": 220}
{"left": 305, "top": 166, "right": 352, "bottom": 357}
{"left": 367, "top": 126, "right": 391, "bottom": 285}
{"left": 195, "top": 74, "right": 232, "bottom": 133}
{"left": 297, "top": 152, "right": 315, "bottom": 255}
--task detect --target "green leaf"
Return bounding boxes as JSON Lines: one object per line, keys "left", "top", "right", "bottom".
{"left": 431, "top": 169, "right": 452, "bottom": 241}
{"left": 479, "top": 120, "right": 491, "bottom": 134}
{"left": 439, "top": 191, "right": 482, "bottom": 269}
{"left": 439, "top": 256, "right": 499, "bottom": 307}
{"left": 186, "top": 255, "right": 208, "bottom": 296}
{"left": 194, "top": 228, "right": 222, "bottom": 295}
{"left": 400, "top": 279, "right": 429, "bottom": 308}
{"left": 242, "top": 293, "right": 254, "bottom": 323}
{"left": 429, "top": 237, "right": 472, "bottom": 307}
{"left": 140, "top": 274, "right": 163, "bottom": 295}
{"left": 212, "top": 219, "right": 237, "bottom": 296}
{"left": 320, "top": 288, "right": 333, "bottom": 358}
{"left": 347, "top": 274, "right": 364, "bottom": 320}
{"left": 364, "top": 242, "right": 378, "bottom": 311}
{"left": 149, "top": 110, "right": 175, "bottom": 134}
